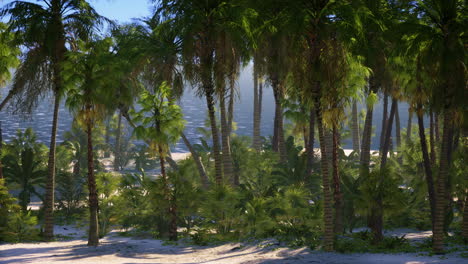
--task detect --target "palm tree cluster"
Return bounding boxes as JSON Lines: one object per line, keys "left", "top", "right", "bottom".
{"left": 0, "top": 0, "right": 465, "bottom": 253}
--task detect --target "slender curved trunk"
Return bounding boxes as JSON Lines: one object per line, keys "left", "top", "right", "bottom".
{"left": 159, "top": 146, "right": 177, "bottom": 241}
{"left": 430, "top": 111, "right": 436, "bottom": 165}
{"left": 43, "top": 93, "right": 60, "bottom": 240}
{"left": 114, "top": 111, "right": 122, "bottom": 171}
{"left": 379, "top": 92, "right": 388, "bottom": 152}
{"left": 332, "top": 124, "right": 343, "bottom": 234}
{"left": 444, "top": 122, "right": 455, "bottom": 234}
{"left": 0, "top": 86, "right": 19, "bottom": 111}
{"left": 351, "top": 100, "right": 360, "bottom": 153}
{"left": 220, "top": 95, "right": 234, "bottom": 185}
{"left": 104, "top": 117, "right": 111, "bottom": 158}
{"left": 306, "top": 108, "right": 315, "bottom": 176}
{"left": 360, "top": 78, "right": 376, "bottom": 178}
{"left": 315, "top": 96, "right": 334, "bottom": 251}
{"left": 417, "top": 105, "right": 436, "bottom": 227}
{"left": 435, "top": 113, "right": 440, "bottom": 143}
{"left": 252, "top": 68, "right": 261, "bottom": 151}
{"left": 360, "top": 105, "right": 373, "bottom": 173}
{"left": 86, "top": 115, "right": 99, "bottom": 246}
{"left": 259, "top": 78, "right": 263, "bottom": 141}
{"left": 206, "top": 90, "right": 223, "bottom": 185}
{"left": 395, "top": 102, "right": 401, "bottom": 150}
{"left": 181, "top": 133, "right": 208, "bottom": 189}
{"left": 370, "top": 97, "right": 397, "bottom": 243}
{"left": 227, "top": 77, "right": 235, "bottom": 135}
{"left": 433, "top": 110, "right": 452, "bottom": 253}
{"left": 406, "top": 109, "right": 413, "bottom": 144}
{"left": 272, "top": 79, "right": 286, "bottom": 163}
{"left": 325, "top": 129, "right": 333, "bottom": 171}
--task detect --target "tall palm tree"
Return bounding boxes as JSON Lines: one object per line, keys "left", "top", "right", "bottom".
{"left": 0, "top": 0, "right": 109, "bottom": 240}
{"left": 283, "top": 0, "right": 366, "bottom": 250}
{"left": 402, "top": 0, "right": 465, "bottom": 253}
{"left": 157, "top": 0, "right": 255, "bottom": 184}
{"left": 64, "top": 37, "right": 117, "bottom": 246}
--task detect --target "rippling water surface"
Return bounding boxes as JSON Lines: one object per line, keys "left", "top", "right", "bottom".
{"left": 0, "top": 63, "right": 416, "bottom": 151}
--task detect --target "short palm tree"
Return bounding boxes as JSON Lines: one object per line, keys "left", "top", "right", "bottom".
{"left": 0, "top": 0, "right": 110, "bottom": 240}
{"left": 2, "top": 128, "right": 47, "bottom": 211}
{"left": 133, "top": 83, "right": 185, "bottom": 241}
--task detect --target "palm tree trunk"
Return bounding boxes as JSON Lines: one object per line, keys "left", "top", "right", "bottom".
{"left": 351, "top": 100, "right": 360, "bottom": 153}
{"left": 113, "top": 111, "right": 122, "bottom": 171}
{"left": 360, "top": 103, "right": 373, "bottom": 176}
{"left": 252, "top": 67, "right": 261, "bottom": 151}
{"left": 306, "top": 108, "right": 315, "bottom": 176}
{"left": 462, "top": 195, "right": 468, "bottom": 242}
{"left": 181, "top": 133, "right": 208, "bottom": 189}
{"left": 417, "top": 106, "right": 436, "bottom": 228}
{"left": 86, "top": 116, "right": 99, "bottom": 247}
{"left": 43, "top": 93, "right": 60, "bottom": 241}
{"left": 227, "top": 77, "right": 235, "bottom": 135}
{"left": 159, "top": 146, "right": 177, "bottom": 241}
{"left": 370, "top": 97, "right": 397, "bottom": 243}
{"left": 360, "top": 78, "right": 376, "bottom": 179}
{"left": 315, "top": 97, "right": 334, "bottom": 251}
{"left": 433, "top": 110, "right": 452, "bottom": 254}
{"left": 406, "top": 109, "right": 413, "bottom": 144}
{"left": 0, "top": 86, "right": 19, "bottom": 111}
{"left": 220, "top": 95, "right": 235, "bottom": 185}
{"left": 206, "top": 90, "right": 223, "bottom": 185}
{"left": 395, "top": 102, "right": 401, "bottom": 150}
{"left": 435, "top": 113, "right": 440, "bottom": 143}
{"left": 332, "top": 124, "right": 343, "bottom": 234}
{"left": 430, "top": 111, "right": 436, "bottom": 165}
{"left": 104, "top": 117, "right": 111, "bottom": 158}
{"left": 272, "top": 79, "right": 286, "bottom": 163}
{"left": 379, "top": 92, "right": 388, "bottom": 152}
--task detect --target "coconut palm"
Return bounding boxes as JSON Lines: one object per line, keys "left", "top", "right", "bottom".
{"left": 156, "top": 0, "right": 255, "bottom": 184}
{"left": 401, "top": 0, "right": 466, "bottom": 253}
{"left": 0, "top": 0, "right": 110, "bottom": 240}
{"left": 132, "top": 83, "right": 185, "bottom": 241}
{"left": 279, "top": 0, "right": 367, "bottom": 251}
{"left": 64, "top": 37, "right": 117, "bottom": 246}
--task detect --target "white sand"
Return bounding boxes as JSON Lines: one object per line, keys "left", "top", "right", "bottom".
{"left": 1, "top": 227, "right": 466, "bottom": 264}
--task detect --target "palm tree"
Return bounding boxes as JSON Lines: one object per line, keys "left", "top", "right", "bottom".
{"left": 133, "top": 83, "right": 185, "bottom": 241}
{"left": 157, "top": 0, "right": 255, "bottom": 184}
{"left": 280, "top": 0, "right": 367, "bottom": 250}
{"left": 401, "top": 0, "right": 465, "bottom": 253}
{"left": 64, "top": 37, "right": 117, "bottom": 246}
{"left": 0, "top": 0, "right": 109, "bottom": 240}
{"left": 3, "top": 128, "right": 47, "bottom": 211}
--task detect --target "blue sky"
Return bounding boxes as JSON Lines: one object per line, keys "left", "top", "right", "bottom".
{"left": 1, "top": 0, "right": 152, "bottom": 23}
{"left": 89, "top": 0, "right": 152, "bottom": 22}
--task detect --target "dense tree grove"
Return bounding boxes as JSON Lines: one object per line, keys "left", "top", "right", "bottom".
{"left": 0, "top": 0, "right": 466, "bottom": 256}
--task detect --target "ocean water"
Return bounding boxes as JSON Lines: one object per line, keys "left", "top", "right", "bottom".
{"left": 0, "top": 63, "right": 417, "bottom": 151}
